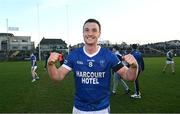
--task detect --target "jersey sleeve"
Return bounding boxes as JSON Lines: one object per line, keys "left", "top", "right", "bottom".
{"left": 63, "top": 51, "right": 75, "bottom": 70}
{"left": 110, "top": 52, "right": 124, "bottom": 72}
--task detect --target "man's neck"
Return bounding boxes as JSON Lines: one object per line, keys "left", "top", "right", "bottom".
{"left": 85, "top": 44, "right": 99, "bottom": 54}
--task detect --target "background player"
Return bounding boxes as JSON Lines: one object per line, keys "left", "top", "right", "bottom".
{"left": 130, "top": 44, "right": 144, "bottom": 99}
{"left": 162, "top": 49, "right": 175, "bottom": 74}
{"left": 30, "top": 53, "right": 39, "bottom": 82}
{"left": 112, "top": 45, "right": 130, "bottom": 95}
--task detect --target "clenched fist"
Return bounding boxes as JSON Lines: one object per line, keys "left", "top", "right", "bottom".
{"left": 48, "top": 52, "right": 60, "bottom": 65}
{"left": 122, "top": 54, "right": 138, "bottom": 68}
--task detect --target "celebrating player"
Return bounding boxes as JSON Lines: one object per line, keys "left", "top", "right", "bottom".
{"left": 47, "top": 19, "right": 138, "bottom": 114}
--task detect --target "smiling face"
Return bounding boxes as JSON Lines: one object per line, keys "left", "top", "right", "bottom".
{"left": 83, "top": 22, "right": 101, "bottom": 45}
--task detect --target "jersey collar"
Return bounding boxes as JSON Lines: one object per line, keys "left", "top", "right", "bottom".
{"left": 83, "top": 45, "right": 101, "bottom": 57}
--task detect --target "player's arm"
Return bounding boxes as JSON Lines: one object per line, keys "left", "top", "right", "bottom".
{"left": 47, "top": 52, "right": 70, "bottom": 81}
{"left": 116, "top": 54, "right": 138, "bottom": 81}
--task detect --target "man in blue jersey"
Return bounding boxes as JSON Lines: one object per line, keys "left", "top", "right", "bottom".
{"left": 162, "top": 49, "right": 175, "bottom": 74}
{"left": 30, "top": 53, "right": 39, "bottom": 82}
{"left": 130, "top": 44, "right": 144, "bottom": 99}
{"left": 112, "top": 45, "right": 130, "bottom": 95}
{"left": 47, "top": 19, "right": 138, "bottom": 114}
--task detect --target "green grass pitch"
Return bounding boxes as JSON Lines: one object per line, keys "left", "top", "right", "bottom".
{"left": 0, "top": 57, "right": 180, "bottom": 113}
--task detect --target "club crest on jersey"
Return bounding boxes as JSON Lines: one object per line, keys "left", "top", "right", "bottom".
{"left": 100, "top": 60, "right": 105, "bottom": 67}
{"left": 77, "top": 60, "right": 83, "bottom": 65}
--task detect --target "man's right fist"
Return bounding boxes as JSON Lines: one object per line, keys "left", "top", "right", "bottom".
{"left": 48, "top": 52, "right": 60, "bottom": 65}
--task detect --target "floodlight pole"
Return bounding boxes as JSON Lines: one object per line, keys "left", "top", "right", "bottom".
{"left": 37, "top": 3, "right": 41, "bottom": 60}
{"left": 66, "top": 4, "right": 70, "bottom": 47}
{"left": 39, "top": 43, "right": 41, "bottom": 60}
{"left": 6, "top": 18, "right": 8, "bottom": 33}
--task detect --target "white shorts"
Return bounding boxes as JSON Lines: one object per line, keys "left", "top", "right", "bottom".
{"left": 31, "top": 66, "right": 37, "bottom": 71}
{"left": 72, "top": 106, "right": 110, "bottom": 114}
{"left": 166, "top": 60, "right": 174, "bottom": 64}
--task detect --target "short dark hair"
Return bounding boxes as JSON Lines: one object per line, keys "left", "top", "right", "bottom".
{"left": 132, "top": 44, "right": 138, "bottom": 49}
{"left": 83, "top": 19, "right": 101, "bottom": 32}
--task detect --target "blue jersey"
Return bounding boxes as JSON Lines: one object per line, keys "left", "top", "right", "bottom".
{"left": 131, "top": 50, "right": 144, "bottom": 73}
{"left": 30, "top": 54, "right": 37, "bottom": 67}
{"left": 63, "top": 46, "right": 121, "bottom": 111}
{"left": 114, "top": 51, "right": 122, "bottom": 61}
